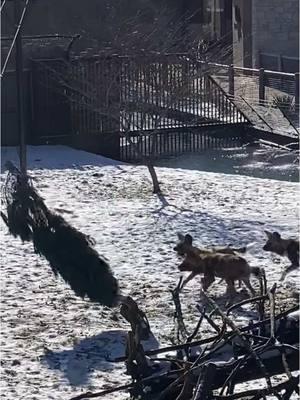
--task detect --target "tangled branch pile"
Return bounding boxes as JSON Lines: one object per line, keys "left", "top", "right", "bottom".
{"left": 71, "top": 279, "right": 299, "bottom": 400}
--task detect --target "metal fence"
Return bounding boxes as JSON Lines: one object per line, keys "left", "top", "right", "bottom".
{"left": 28, "top": 54, "right": 252, "bottom": 160}
{"left": 210, "top": 61, "right": 298, "bottom": 105}
{"left": 258, "top": 52, "right": 299, "bottom": 74}
{"left": 31, "top": 54, "right": 249, "bottom": 135}
{"left": 120, "top": 126, "right": 246, "bottom": 161}
{"left": 1, "top": 69, "right": 31, "bottom": 146}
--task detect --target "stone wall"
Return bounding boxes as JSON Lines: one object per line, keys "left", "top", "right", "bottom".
{"left": 232, "top": 0, "right": 252, "bottom": 67}
{"left": 252, "top": 0, "right": 299, "bottom": 69}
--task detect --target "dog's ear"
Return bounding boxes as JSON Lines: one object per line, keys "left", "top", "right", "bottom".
{"left": 273, "top": 232, "right": 281, "bottom": 239}
{"left": 177, "top": 232, "right": 185, "bottom": 242}
{"left": 185, "top": 234, "right": 193, "bottom": 245}
{"left": 264, "top": 230, "right": 273, "bottom": 239}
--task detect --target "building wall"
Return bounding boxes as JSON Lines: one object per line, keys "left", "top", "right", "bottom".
{"left": 252, "top": 0, "right": 299, "bottom": 70}
{"left": 232, "top": 0, "right": 252, "bottom": 67}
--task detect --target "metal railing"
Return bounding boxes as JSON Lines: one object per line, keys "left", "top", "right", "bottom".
{"left": 31, "top": 54, "right": 249, "bottom": 139}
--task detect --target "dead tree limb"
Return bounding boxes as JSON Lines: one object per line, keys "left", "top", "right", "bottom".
{"left": 112, "top": 305, "right": 298, "bottom": 362}
{"left": 268, "top": 283, "right": 277, "bottom": 340}
{"left": 196, "top": 304, "right": 222, "bottom": 333}
{"left": 192, "top": 363, "right": 217, "bottom": 400}
{"left": 120, "top": 295, "right": 151, "bottom": 340}
{"left": 175, "top": 367, "right": 194, "bottom": 400}
{"left": 200, "top": 290, "right": 274, "bottom": 394}
{"left": 213, "top": 375, "right": 299, "bottom": 400}
{"left": 170, "top": 278, "right": 188, "bottom": 342}
{"left": 186, "top": 307, "right": 205, "bottom": 343}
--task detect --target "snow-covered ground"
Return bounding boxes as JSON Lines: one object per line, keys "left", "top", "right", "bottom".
{"left": 1, "top": 145, "right": 299, "bottom": 400}
{"left": 156, "top": 146, "right": 299, "bottom": 182}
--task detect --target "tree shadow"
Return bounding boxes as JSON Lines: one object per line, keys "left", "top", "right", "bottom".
{"left": 41, "top": 329, "right": 159, "bottom": 386}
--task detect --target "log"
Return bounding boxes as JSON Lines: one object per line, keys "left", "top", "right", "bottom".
{"left": 130, "top": 343, "right": 299, "bottom": 399}
{"left": 112, "top": 306, "right": 299, "bottom": 362}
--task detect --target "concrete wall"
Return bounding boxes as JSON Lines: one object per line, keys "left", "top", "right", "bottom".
{"left": 232, "top": 0, "right": 299, "bottom": 70}
{"left": 232, "top": 0, "right": 252, "bottom": 67}
{"left": 252, "top": 0, "right": 299, "bottom": 69}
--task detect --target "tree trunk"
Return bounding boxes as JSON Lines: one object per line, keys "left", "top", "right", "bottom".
{"left": 124, "top": 132, "right": 162, "bottom": 195}
{"left": 147, "top": 162, "right": 161, "bottom": 194}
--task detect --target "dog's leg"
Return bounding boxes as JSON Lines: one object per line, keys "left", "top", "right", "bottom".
{"left": 242, "top": 277, "right": 256, "bottom": 296}
{"left": 280, "top": 264, "right": 298, "bottom": 281}
{"left": 201, "top": 274, "right": 215, "bottom": 291}
{"left": 280, "top": 269, "right": 288, "bottom": 281}
{"left": 225, "top": 279, "right": 237, "bottom": 296}
{"left": 220, "top": 278, "right": 242, "bottom": 287}
{"left": 180, "top": 272, "right": 196, "bottom": 290}
{"left": 225, "top": 279, "right": 237, "bottom": 306}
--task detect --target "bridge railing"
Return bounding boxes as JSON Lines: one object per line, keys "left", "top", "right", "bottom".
{"left": 203, "top": 60, "right": 298, "bottom": 109}
{"left": 30, "top": 54, "right": 250, "bottom": 142}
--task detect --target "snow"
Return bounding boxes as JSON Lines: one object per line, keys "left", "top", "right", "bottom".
{"left": 1, "top": 145, "right": 299, "bottom": 399}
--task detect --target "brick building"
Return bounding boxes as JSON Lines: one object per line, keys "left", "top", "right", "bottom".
{"left": 232, "top": 0, "right": 299, "bottom": 71}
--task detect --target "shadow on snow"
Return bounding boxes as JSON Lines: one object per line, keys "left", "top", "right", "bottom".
{"left": 41, "top": 329, "right": 159, "bottom": 386}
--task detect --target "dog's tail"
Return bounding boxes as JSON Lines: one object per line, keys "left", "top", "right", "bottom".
{"left": 233, "top": 242, "right": 256, "bottom": 254}
{"left": 250, "top": 266, "right": 264, "bottom": 278}
{"left": 232, "top": 246, "right": 247, "bottom": 253}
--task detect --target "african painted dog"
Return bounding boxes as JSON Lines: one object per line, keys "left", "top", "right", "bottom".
{"left": 263, "top": 231, "right": 299, "bottom": 281}
{"left": 177, "top": 248, "right": 262, "bottom": 300}
{"left": 174, "top": 233, "right": 247, "bottom": 287}
{"left": 174, "top": 233, "right": 262, "bottom": 300}
{"left": 173, "top": 233, "right": 247, "bottom": 257}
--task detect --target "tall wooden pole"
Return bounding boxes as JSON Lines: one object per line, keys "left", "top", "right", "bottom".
{"left": 14, "top": 0, "right": 26, "bottom": 173}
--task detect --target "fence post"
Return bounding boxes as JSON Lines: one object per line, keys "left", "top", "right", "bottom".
{"left": 295, "top": 73, "right": 299, "bottom": 114}
{"left": 14, "top": 0, "right": 27, "bottom": 173}
{"left": 259, "top": 68, "right": 265, "bottom": 105}
{"left": 257, "top": 50, "right": 261, "bottom": 69}
{"left": 228, "top": 64, "right": 234, "bottom": 96}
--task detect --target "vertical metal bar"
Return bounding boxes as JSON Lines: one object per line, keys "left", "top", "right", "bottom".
{"left": 259, "top": 68, "right": 265, "bottom": 105}
{"left": 207, "top": 78, "right": 210, "bottom": 119}
{"left": 295, "top": 73, "right": 299, "bottom": 113}
{"left": 191, "top": 64, "right": 198, "bottom": 125}
{"left": 214, "top": 87, "right": 216, "bottom": 121}
{"left": 228, "top": 64, "right": 234, "bottom": 97}
{"left": 218, "top": 84, "right": 221, "bottom": 123}
{"left": 200, "top": 75, "right": 202, "bottom": 119}
{"left": 14, "top": 0, "right": 26, "bottom": 172}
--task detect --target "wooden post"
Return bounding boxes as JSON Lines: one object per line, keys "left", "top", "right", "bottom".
{"left": 228, "top": 64, "right": 234, "bottom": 96}
{"left": 259, "top": 68, "right": 265, "bottom": 105}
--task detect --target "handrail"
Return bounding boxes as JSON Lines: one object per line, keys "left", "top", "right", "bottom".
{"left": 207, "top": 74, "right": 251, "bottom": 123}
{"left": 277, "top": 106, "right": 300, "bottom": 137}
{"left": 194, "top": 59, "right": 296, "bottom": 78}
{"left": 240, "top": 96, "right": 274, "bottom": 132}
{"left": 233, "top": 66, "right": 295, "bottom": 78}
{"left": 1, "top": 34, "right": 81, "bottom": 41}
{"left": 30, "top": 51, "right": 296, "bottom": 78}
